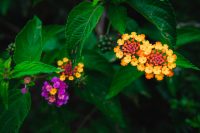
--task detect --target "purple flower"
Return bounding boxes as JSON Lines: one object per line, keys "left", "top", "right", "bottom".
{"left": 21, "top": 87, "right": 28, "bottom": 94}
{"left": 41, "top": 77, "right": 69, "bottom": 107}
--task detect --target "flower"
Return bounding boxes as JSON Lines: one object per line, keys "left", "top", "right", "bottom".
{"left": 68, "top": 76, "right": 74, "bottom": 80}
{"left": 137, "top": 63, "right": 145, "bottom": 71}
{"left": 153, "top": 66, "right": 162, "bottom": 75}
{"left": 63, "top": 57, "right": 69, "bottom": 63}
{"left": 75, "top": 73, "right": 81, "bottom": 78}
{"left": 41, "top": 77, "right": 69, "bottom": 107}
{"left": 113, "top": 32, "right": 177, "bottom": 81}
{"left": 145, "top": 73, "right": 154, "bottom": 79}
{"left": 117, "top": 39, "right": 124, "bottom": 45}
{"left": 57, "top": 60, "right": 63, "bottom": 66}
{"left": 145, "top": 65, "right": 153, "bottom": 74}
{"left": 21, "top": 87, "right": 28, "bottom": 94}
{"left": 57, "top": 57, "right": 84, "bottom": 81}
{"left": 155, "top": 74, "right": 164, "bottom": 81}
{"left": 131, "top": 58, "right": 138, "bottom": 66}
{"left": 114, "top": 32, "right": 147, "bottom": 66}
{"left": 138, "top": 56, "right": 147, "bottom": 64}
{"left": 24, "top": 76, "right": 31, "bottom": 84}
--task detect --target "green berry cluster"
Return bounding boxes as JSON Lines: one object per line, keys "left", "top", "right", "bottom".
{"left": 97, "top": 35, "right": 115, "bottom": 53}
{"left": 7, "top": 43, "right": 15, "bottom": 55}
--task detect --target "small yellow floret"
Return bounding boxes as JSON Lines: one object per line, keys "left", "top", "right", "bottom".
{"left": 57, "top": 60, "right": 63, "bottom": 66}
{"left": 131, "top": 58, "right": 138, "bottom": 66}
{"left": 117, "top": 39, "right": 124, "bottom": 45}
{"left": 50, "top": 88, "right": 57, "bottom": 95}
{"left": 138, "top": 56, "right": 147, "bottom": 64}
{"left": 78, "top": 63, "right": 84, "bottom": 68}
{"left": 123, "top": 55, "right": 131, "bottom": 63}
{"left": 75, "top": 73, "right": 81, "bottom": 78}
{"left": 60, "top": 75, "right": 66, "bottom": 81}
{"left": 145, "top": 65, "right": 153, "bottom": 74}
{"left": 122, "top": 34, "right": 130, "bottom": 40}
{"left": 162, "top": 66, "right": 170, "bottom": 75}
{"left": 116, "top": 51, "right": 123, "bottom": 59}
{"left": 63, "top": 57, "right": 69, "bottom": 63}
{"left": 155, "top": 42, "right": 163, "bottom": 50}
{"left": 137, "top": 63, "right": 145, "bottom": 71}
{"left": 168, "top": 63, "right": 176, "bottom": 69}
{"left": 145, "top": 73, "right": 154, "bottom": 79}
{"left": 153, "top": 66, "right": 162, "bottom": 75}
{"left": 77, "top": 67, "right": 83, "bottom": 73}
{"left": 69, "top": 76, "right": 74, "bottom": 80}
{"left": 166, "top": 49, "right": 173, "bottom": 56}
{"left": 155, "top": 74, "right": 164, "bottom": 81}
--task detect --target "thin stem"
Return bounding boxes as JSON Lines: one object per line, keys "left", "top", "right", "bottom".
{"left": 75, "top": 107, "right": 96, "bottom": 133}
{"left": 106, "top": 22, "right": 111, "bottom": 34}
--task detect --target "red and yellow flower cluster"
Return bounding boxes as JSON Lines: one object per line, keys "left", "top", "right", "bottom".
{"left": 114, "top": 32, "right": 177, "bottom": 81}
{"left": 57, "top": 57, "right": 84, "bottom": 81}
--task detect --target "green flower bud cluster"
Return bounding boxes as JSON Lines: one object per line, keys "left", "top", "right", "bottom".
{"left": 97, "top": 35, "right": 115, "bottom": 53}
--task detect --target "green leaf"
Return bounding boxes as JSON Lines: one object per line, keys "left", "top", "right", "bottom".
{"left": 4, "top": 57, "right": 11, "bottom": 69}
{"left": 0, "top": 90, "right": 31, "bottom": 133}
{"left": 42, "top": 25, "right": 65, "bottom": 43}
{"left": 125, "top": 17, "right": 138, "bottom": 32}
{"left": 0, "top": 0, "right": 11, "bottom": 15}
{"left": 127, "top": 0, "right": 176, "bottom": 47}
{"left": 176, "top": 52, "right": 199, "bottom": 70}
{"left": 11, "top": 61, "right": 60, "bottom": 78}
{"left": 110, "top": 0, "right": 126, "bottom": 3}
{"left": 92, "top": 0, "right": 99, "bottom": 6}
{"left": 32, "top": 0, "right": 43, "bottom": 6}
{"left": 0, "top": 59, "right": 4, "bottom": 77}
{"left": 0, "top": 80, "right": 9, "bottom": 109}
{"left": 108, "top": 5, "right": 127, "bottom": 34}
{"left": 42, "top": 25, "right": 65, "bottom": 52}
{"left": 106, "top": 66, "right": 143, "bottom": 99}
{"left": 65, "top": 2, "right": 104, "bottom": 56}
{"left": 83, "top": 50, "right": 114, "bottom": 77}
{"left": 77, "top": 73, "right": 126, "bottom": 127}
{"left": 14, "top": 16, "right": 43, "bottom": 64}
{"left": 176, "top": 27, "right": 200, "bottom": 48}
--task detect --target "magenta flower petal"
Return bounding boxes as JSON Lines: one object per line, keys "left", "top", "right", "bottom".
{"left": 41, "top": 77, "right": 69, "bottom": 107}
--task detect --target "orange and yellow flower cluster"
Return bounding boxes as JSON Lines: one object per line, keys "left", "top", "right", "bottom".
{"left": 114, "top": 32, "right": 177, "bottom": 81}
{"left": 57, "top": 57, "right": 84, "bottom": 81}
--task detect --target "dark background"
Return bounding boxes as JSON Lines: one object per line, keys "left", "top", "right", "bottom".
{"left": 0, "top": 0, "right": 200, "bottom": 133}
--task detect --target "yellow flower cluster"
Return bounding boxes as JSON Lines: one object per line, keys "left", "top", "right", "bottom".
{"left": 114, "top": 32, "right": 177, "bottom": 81}
{"left": 57, "top": 57, "right": 84, "bottom": 81}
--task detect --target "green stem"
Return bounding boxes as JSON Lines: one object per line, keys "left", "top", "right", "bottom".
{"left": 106, "top": 22, "right": 111, "bottom": 34}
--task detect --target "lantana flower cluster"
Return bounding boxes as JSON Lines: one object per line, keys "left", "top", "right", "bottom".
{"left": 41, "top": 57, "right": 84, "bottom": 107}
{"left": 41, "top": 77, "right": 69, "bottom": 107}
{"left": 57, "top": 57, "right": 84, "bottom": 81}
{"left": 114, "top": 32, "right": 177, "bottom": 81}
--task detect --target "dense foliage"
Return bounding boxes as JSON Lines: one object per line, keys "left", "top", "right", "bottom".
{"left": 0, "top": 0, "right": 200, "bottom": 132}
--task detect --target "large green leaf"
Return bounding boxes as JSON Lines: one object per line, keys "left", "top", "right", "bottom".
{"left": 176, "top": 52, "right": 199, "bottom": 70}
{"left": 77, "top": 72, "right": 126, "bottom": 127}
{"left": 0, "top": 90, "right": 31, "bottom": 133}
{"left": 83, "top": 50, "right": 114, "bottom": 77}
{"left": 14, "top": 16, "right": 43, "bottom": 64}
{"left": 0, "top": 58, "right": 12, "bottom": 108}
{"left": 0, "top": 0, "right": 11, "bottom": 15}
{"left": 42, "top": 25, "right": 65, "bottom": 52}
{"left": 0, "top": 80, "right": 9, "bottom": 109}
{"left": 106, "top": 66, "right": 143, "bottom": 99}
{"left": 65, "top": 2, "right": 104, "bottom": 56}
{"left": 125, "top": 17, "right": 138, "bottom": 32}
{"left": 127, "top": 0, "right": 176, "bottom": 47}
{"left": 108, "top": 5, "right": 127, "bottom": 34}
{"left": 11, "top": 61, "right": 61, "bottom": 78}
{"left": 42, "top": 25, "right": 65, "bottom": 43}
{"left": 176, "top": 27, "right": 200, "bottom": 48}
